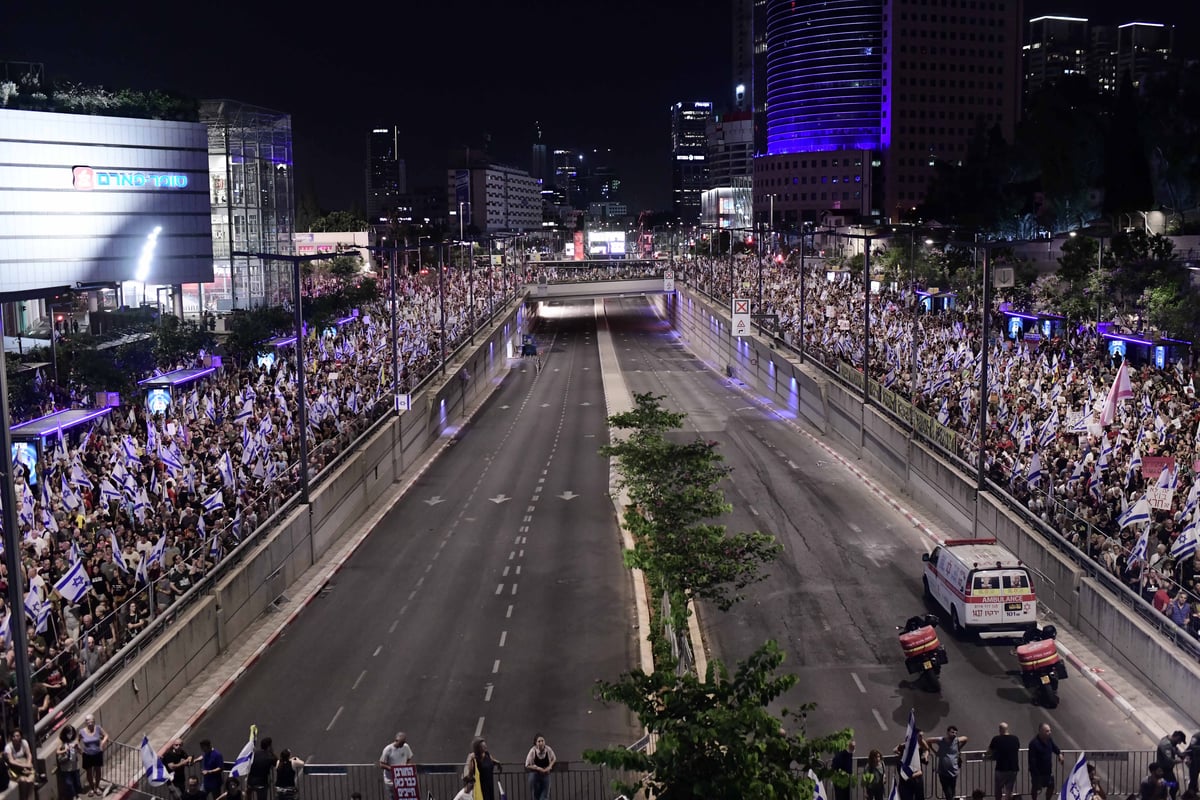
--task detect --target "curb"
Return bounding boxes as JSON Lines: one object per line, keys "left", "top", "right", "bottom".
{"left": 168, "top": 357, "right": 516, "bottom": 744}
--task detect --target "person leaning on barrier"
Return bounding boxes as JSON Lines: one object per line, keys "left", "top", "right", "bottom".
{"left": 57, "top": 724, "right": 84, "bottom": 800}
{"left": 832, "top": 740, "right": 856, "bottom": 800}
{"left": 274, "top": 749, "right": 304, "bottom": 800}
{"left": 986, "top": 722, "right": 1021, "bottom": 800}
{"left": 1027, "top": 723, "right": 1063, "bottom": 800}
{"left": 863, "top": 750, "right": 886, "bottom": 800}
{"left": 4, "top": 729, "right": 36, "bottom": 800}
{"left": 1159, "top": 732, "right": 1188, "bottom": 800}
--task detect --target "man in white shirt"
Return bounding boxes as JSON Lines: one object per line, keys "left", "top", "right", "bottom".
{"left": 378, "top": 732, "right": 414, "bottom": 788}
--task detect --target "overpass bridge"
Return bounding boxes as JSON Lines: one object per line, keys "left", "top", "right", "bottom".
{"left": 526, "top": 259, "right": 675, "bottom": 302}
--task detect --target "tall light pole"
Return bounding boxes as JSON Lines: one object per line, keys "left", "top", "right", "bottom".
{"left": 358, "top": 242, "right": 404, "bottom": 412}
{"left": 232, "top": 250, "right": 332, "bottom": 504}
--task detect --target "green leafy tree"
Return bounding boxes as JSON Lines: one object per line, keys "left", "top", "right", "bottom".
{"left": 602, "top": 394, "right": 781, "bottom": 631}
{"left": 223, "top": 306, "right": 292, "bottom": 367}
{"left": 309, "top": 210, "right": 367, "bottom": 232}
{"left": 153, "top": 315, "right": 215, "bottom": 367}
{"left": 585, "top": 640, "right": 853, "bottom": 800}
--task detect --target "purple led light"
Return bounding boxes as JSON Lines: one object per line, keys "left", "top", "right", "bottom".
{"left": 271, "top": 336, "right": 298, "bottom": 348}
{"left": 1159, "top": 337, "right": 1192, "bottom": 345}
{"left": 138, "top": 367, "right": 218, "bottom": 387}
{"left": 11, "top": 407, "right": 115, "bottom": 438}
{"left": 1006, "top": 311, "right": 1039, "bottom": 321}
{"left": 1102, "top": 333, "right": 1154, "bottom": 346}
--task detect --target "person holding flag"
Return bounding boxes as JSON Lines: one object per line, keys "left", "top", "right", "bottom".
{"left": 1059, "top": 753, "right": 1093, "bottom": 800}
{"left": 894, "top": 710, "right": 930, "bottom": 800}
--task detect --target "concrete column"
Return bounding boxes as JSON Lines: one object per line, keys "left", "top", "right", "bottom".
{"left": 173, "top": 284, "right": 184, "bottom": 319}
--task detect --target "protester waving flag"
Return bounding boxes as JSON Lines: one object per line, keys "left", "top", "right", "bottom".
{"left": 899, "top": 709, "right": 922, "bottom": 780}
{"left": 140, "top": 736, "right": 173, "bottom": 786}
{"left": 202, "top": 489, "right": 224, "bottom": 514}
{"left": 1117, "top": 497, "right": 1151, "bottom": 530}
{"left": 1128, "top": 524, "right": 1151, "bottom": 566}
{"left": 1099, "top": 360, "right": 1132, "bottom": 426}
{"left": 111, "top": 532, "right": 130, "bottom": 574}
{"left": 230, "top": 726, "right": 257, "bottom": 778}
{"left": 1171, "top": 517, "right": 1198, "bottom": 560}
{"left": 53, "top": 560, "right": 93, "bottom": 604}
{"left": 1059, "top": 753, "right": 1093, "bottom": 800}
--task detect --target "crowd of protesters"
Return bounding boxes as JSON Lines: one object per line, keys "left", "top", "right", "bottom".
{"left": 0, "top": 265, "right": 524, "bottom": 739}
{"left": 683, "top": 252, "right": 1200, "bottom": 641}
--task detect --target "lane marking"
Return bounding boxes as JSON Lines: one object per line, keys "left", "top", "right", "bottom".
{"left": 851, "top": 673, "right": 867, "bottom": 694}
{"left": 475, "top": 717, "right": 485, "bottom": 737}
{"left": 499, "top": 631, "right": 507, "bottom": 647}
{"left": 325, "top": 706, "right": 343, "bottom": 731}
{"left": 389, "top": 619, "right": 400, "bottom": 633}
{"left": 373, "top": 645, "right": 382, "bottom": 657}
{"left": 506, "top": 604, "right": 513, "bottom": 619}
{"left": 515, "top": 566, "right": 521, "bottom": 575}
{"left": 749, "top": 505, "right": 760, "bottom": 517}
{"left": 503, "top": 566, "right": 510, "bottom": 577}
{"left": 352, "top": 670, "right": 367, "bottom": 691}
{"left": 495, "top": 584, "right": 504, "bottom": 595}
{"left": 511, "top": 583, "right": 518, "bottom": 595}
{"left": 872, "top": 709, "right": 888, "bottom": 731}
{"left": 416, "top": 577, "right": 424, "bottom": 588}
{"left": 848, "top": 523, "right": 863, "bottom": 534}
{"left": 484, "top": 684, "right": 493, "bottom": 702}
{"left": 492, "top": 660, "right": 501, "bottom": 674}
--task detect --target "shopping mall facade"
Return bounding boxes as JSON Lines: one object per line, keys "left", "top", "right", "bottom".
{"left": 0, "top": 100, "right": 295, "bottom": 340}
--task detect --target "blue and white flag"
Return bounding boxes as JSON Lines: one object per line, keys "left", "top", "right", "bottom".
{"left": 1088, "top": 470, "right": 1102, "bottom": 503}
{"left": 23, "top": 592, "right": 49, "bottom": 635}
{"left": 98, "top": 478, "right": 122, "bottom": 506}
{"left": 1059, "top": 753, "right": 1093, "bottom": 800}
{"left": 111, "top": 532, "right": 129, "bottom": 574}
{"left": 898, "top": 709, "right": 921, "bottom": 780}
{"left": 122, "top": 435, "right": 142, "bottom": 469}
{"left": 229, "top": 726, "right": 258, "bottom": 778}
{"left": 140, "top": 736, "right": 173, "bottom": 787}
{"left": 1117, "top": 497, "right": 1151, "bottom": 530}
{"left": 146, "top": 534, "right": 167, "bottom": 569}
{"left": 159, "top": 443, "right": 184, "bottom": 476}
{"left": 218, "top": 450, "right": 237, "bottom": 489}
{"left": 1027, "top": 453, "right": 1043, "bottom": 488}
{"left": 888, "top": 781, "right": 900, "bottom": 800}
{"left": 1170, "top": 517, "right": 1198, "bottom": 560}
{"left": 202, "top": 489, "right": 224, "bottom": 514}
{"left": 233, "top": 400, "right": 254, "bottom": 426}
{"left": 53, "top": 559, "right": 93, "bottom": 604}
{"left": 1128, "top": 525, "right": 1151, "bottom": 565}
{"left": 808, "top": 770, "right": 829, "bottom": 800}
{"left": 1039, "top": 408, "right": 1060, "bottom": 449}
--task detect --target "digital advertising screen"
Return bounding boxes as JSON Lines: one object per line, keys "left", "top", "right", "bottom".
{"left": 587, "top": 231, "right": 626, "bottom": 256}
{"left": 257, "top": 351, "right": 277, "bottom": 369}
{"left": 12, "top": 442, "right": 38, "bottom": 484}
{"left": 1155, "top": 346, "right": 1166, "bottom": 369}
{"left": 1108, "top": 340, "right": 1127, "bottom": 359}
{"left": 1008, "top": 317, "right": 1023, "bottom": 339}
{"left": 146, "top": 387, "right": 172, "bottom": 415}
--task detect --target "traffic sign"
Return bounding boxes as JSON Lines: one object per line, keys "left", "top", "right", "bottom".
{"left": 663, "top": 270, "right": 675, "bottom": 291}
{"left": 732, "top": 297, "right": 751, "bottom": 337}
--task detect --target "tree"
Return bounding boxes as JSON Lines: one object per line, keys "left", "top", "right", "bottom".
{"left": 309, "top": 210, "right": 367, "bottom": 232}
{"left": 223, "top": 306, "right": 291, "bottom": 367}
{"left": 602, "top": 394, "right": 781, "bottom": 632}
{"left": 585, "top": 640, "right": 853, "bottom": 800}
{"left": 154, "top": 315, "right": 215, "bottom": 367}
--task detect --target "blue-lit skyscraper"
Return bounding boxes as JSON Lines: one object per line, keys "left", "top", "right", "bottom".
{"left": 765, "top": 0, "right": 884, "bottom": 155}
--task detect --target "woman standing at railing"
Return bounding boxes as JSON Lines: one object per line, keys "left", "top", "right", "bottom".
{"left": 863, "top": 750, "right": 886, "bottom": 800}
{"left": 57, "top": 724, "right": 84, "bottom": 800}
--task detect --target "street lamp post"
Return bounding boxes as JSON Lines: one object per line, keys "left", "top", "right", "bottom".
{"left": 439, "top": 244, "right": 447, "bottom": 375}
{"left": 798, "top": 224, "right": 807, "bottom": 363}
{"left": 974, "top": 243, "right": 993, "bottom": 538}
{"left": 232, "top": 250, "right": 332, "bottom": 504}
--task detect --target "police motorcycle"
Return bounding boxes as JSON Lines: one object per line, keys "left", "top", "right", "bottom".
{"left": 1014, "top": 625, "right": 1068, "bottom": 707}
{"left": 897, "top": 614, "right": 949, "bottom": 692}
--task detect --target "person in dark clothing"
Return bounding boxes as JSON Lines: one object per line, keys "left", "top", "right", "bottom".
{"left": 199, "top": 740, "right": 224, "bottom": 800}
{"left": 987, "top": 722, "right": 1022, "bottom": 800}
{"left": 162, "top": 738, "right": 193, "bottom": 800}
{"left": 464, "top": 738, "right": 500, "bottom": 800}
{"left": 1158, "top": 732, "right": 1187, "bottom": 800}
{"left": 246, "top": 737, "right": 275, "bottom": 800}
{"left": 1028, "top": 723, "right": 1064, "bottom": 800}
{"left": 1141, "top": 764, "right": 1167, "bottom": 800}
{"left": 1185, "top": 732, "right": 1200, "bottom": 793}
{"left": 181, "top": 776, "right": 207, "bottom": 800}
{"left": 274, "top": 749, "right": 304, "bottom": 800}
{"left": 832, "top": 741, "right": 857, "bottom": 800}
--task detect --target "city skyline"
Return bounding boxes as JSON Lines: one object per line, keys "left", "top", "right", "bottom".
{"left": 5, "top": 0, "right": 1198, "bottom": 216}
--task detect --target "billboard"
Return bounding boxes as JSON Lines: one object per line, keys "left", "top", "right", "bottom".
{"left": 0, "top": 109, "right": 213, "bottom": 295}
{"left": 587, "top": 231, "right": 626, "bottom": 256}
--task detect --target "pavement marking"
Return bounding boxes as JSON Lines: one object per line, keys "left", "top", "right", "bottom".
{"left": 506, "top": 604, "right": 513, "bottom": 619}
{"left": 851, "top": 673, "right": 867, "bottom": 694}
{"left": 484, "top": 684, "right": 493, "bottom": 702}
{"left": 407, "top": 590, "right": 417, "bottom": 601}
{"left": 325, "top": 705, "right": 344, "bottom": 731}
{"left": 514, "top": 566, "right": 521, "bottom": 575}
{"left": 511, "top": 583, "right": 519, "bottom": 595}
{"left": 415, "top": 577, "right": 424, "bottom": 587}
{"left": 538, "top": 477, "right": 546, "bottom": 483}
{"left": 787, "top": 459, "right": 799, "bottom": 469}
{"left": 871, "top": 709, "right": 888, "bottom": 731}
{"left": 848, "top": 523, "right": 863, "bottom": 534}
{"left": 499, "top": 631, "right": 507, "bottom": 647}
{"left": 352, "top": 670, "right": 367, "bottom": 691}
{"left": 527, "top": 505, "right": 536, "bottom": 512}
{"left": 509, "top": 551, "right": 515, "bottom": 560}
{"left": 425, "top": 563, "right": 433, "bottom": 572}
{"left": 390, "top": 618, "right": 401, "bottom": 632}
{"left": 513, "top": 535, "right": 521, "bottom": 543}
{"left": 518, "top": 549, "right": 524, "bottom": 557}
{"left": 749, "top": 505, "right": 760, "bottom": 517}
{"left": 492, "top": 660, "right": 501, "bottom": 674}
{"left": 519, "top": 526, "right": 529, "bottom": 533}
{"left": 373, "top": 645, "right": 382, "bottom": 657}
{"left": 495, "top": 583, "right": 504, "bottom": 595}
{"left": 475, "top": 717, "right": 485, "bottom": 737}
{"left": 503, "top": 566, "right": 510, "bottom": 577}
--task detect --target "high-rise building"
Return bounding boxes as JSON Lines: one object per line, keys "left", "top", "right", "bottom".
{"left": 1115, "top": 22, "right": 1174, "bottom": 89}
{"left": 752, "top": 0, "right": 1021, "bottom": 224}
{"left": 702, "top": 111, "right": 755, "bottom": 229}
{"left": 1024, "top": 16, "right": 1089, "bottom": 97}
{"left": 447, "top": 150, "right": 540, "bottom": 234}
{"left": 671, "top": 101, "right": 712, "bottom": 222}
{"left": 732, "top": 0, "right": 768, "bottom": 154}
{"left": 366, "top": 126, "right": 406, "bottom": 226}
{"left": 1090, "top": 25, "right": 1118, "bottom": 93}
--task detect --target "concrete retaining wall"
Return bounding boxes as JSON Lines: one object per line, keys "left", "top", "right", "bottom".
{"left": 77, "top": 300, "right": 527, "bottom": 749}
{"left": 671, "top": 286, "right": 1200, "bottom": 718}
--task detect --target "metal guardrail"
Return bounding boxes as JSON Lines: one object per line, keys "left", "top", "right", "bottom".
{"left": 102, "top": 757, "right": 636, "bottom": 800}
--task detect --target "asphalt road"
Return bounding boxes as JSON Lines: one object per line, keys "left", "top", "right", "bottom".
{"left": 604, "top": 295, "right": 1155, "bottom": 755}
{"left": 192, "top": 301, "right": 639, "bottom": 765}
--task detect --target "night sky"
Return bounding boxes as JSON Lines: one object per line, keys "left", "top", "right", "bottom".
{"left": 5, "top": 1, "right": 1197, "bottom": 214}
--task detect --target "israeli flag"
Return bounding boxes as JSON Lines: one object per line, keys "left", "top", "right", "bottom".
{"left": 1170, "top": 517, "right": 1198, "bottom": 560}
{"left": 1040, "top": 408, "right": 1060, "bottom": 448}
{"left": 1027, "top": 453, "right": 1042, "bottom": 488}
{"left": 146, "top": 534, "right": 167, "bottom": 569}
{"left": 24, "top": 592, "right": 49, "bottom": 635}
{"left": 160, "top": 444, "right": 184, "bottom": 476}
{"left": 1117, "top": 497, "right": 1151, "bottom": 530}
{"left": 1128, "top": 525, "right": 1151, "bottom": 565}
{"left": 218, "top": 450, "right": 237, "bottom": 488}
{"left": 111, "top": 533, "right": 129, "bottom": 574}
{"left": 233, "top": 400, "right": 254, "bottom": 426}
{"left": 899, "top": 709, "right": 921, "bottom": 780}
{"left": 202, "top": 489, "right": 224, "bottom": 513}
{"left": 1059, "top": 753, "right": 1093, "bottom": 800}
{"left": 808, "top": 770, "right": 829, "bottom": 800}
{"left": 140, "top": 736, "right": 173, "bottom": 787}
{"left": 209, "top": 534, "right": 221, "bottom": 560}
{"left": 122, "top": 436, "right": 142, "bottom": 469}
{"left": 53, "top": 559, "right": 93, "bottom": 604}
{"left": 230, "top": 726, "right": 257, "bottom": 778}
{"left": 888, "top": 780, "right": 900, "bottom": 800}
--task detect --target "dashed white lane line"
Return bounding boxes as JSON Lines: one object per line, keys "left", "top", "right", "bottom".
{"left": 503, "top": 566, "right": 510, "bottom": 577}
{"left": 475, "top": 717, "right": 485, "bottom": 737}
{"left": 514, "top": 566, "right": 521, "bottom": 575}
{"left": 506, "top": 605, "right": 513, "bottom": 618}
{"left": 373, "top": 645, "right": 382, "bottom": 657}
{"left": 871, "top": 709, "right": 888, "bottom": 731}
{"left": 389, "top": 619, "right": 400, "bottom": 633}
{"left": 352, "top": 670, "right": 367, "bottom": 691}
{"left": 511, "top": 583, "right": 518, "bottom": 595}
{"left": 851, "top": 673, "right": 867, "bottom": 694}
{"left": 484, "top": 684, "right": 493, "bottom": 702}
{"left": 749, "top": 505, "right": 760, "bottom": 517}
{"left": 326, "top": 705, "right": 344, "bottom": 731}
{"left": 492, "top": 659, "right": 501, "bottom": 674}
{"left": 496, "top": 583, "right": 504, "bottom": 595}
{"left": 499, "top": 631, "right": 507, "bottom": 647}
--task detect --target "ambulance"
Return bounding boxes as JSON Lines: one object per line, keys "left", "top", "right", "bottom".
{"left": 921, "top": 538, "right": 1037, "bottom": 637}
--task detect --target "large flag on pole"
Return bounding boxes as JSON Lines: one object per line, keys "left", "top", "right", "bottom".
{"left": 1128, "top": 525, "right": 1151, "bottom": 566}
{"left": 229, "top": 725, "right": 257, "bottom": 778}
{"left": 1099, "top": 360, "right": 1132, "bottom": 426}
{"left": 1117, "top": 497, "right": 1151, "bottom": 530}
{"left": 898, "top": 709, "right": 922, "bottom": 780}
{"left": 1059, "top": 753, "right": 1093, "bottom": 800}
{"left": 53, "top": 560, "right": 93, "bottom": 604}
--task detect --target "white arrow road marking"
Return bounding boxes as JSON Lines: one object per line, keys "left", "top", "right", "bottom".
{"left": 558, "top": 491, "right": 578, "bottom": 500}
{"left": 489, "top": 494, "right": 511, "bottom": 504}
{"left": 423, "top": 496, "right": 446, "bottom": 506}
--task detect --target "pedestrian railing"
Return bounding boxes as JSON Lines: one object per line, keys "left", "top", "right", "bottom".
{"left": 92, "top": 756, "right": 638, "bottom": 800}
